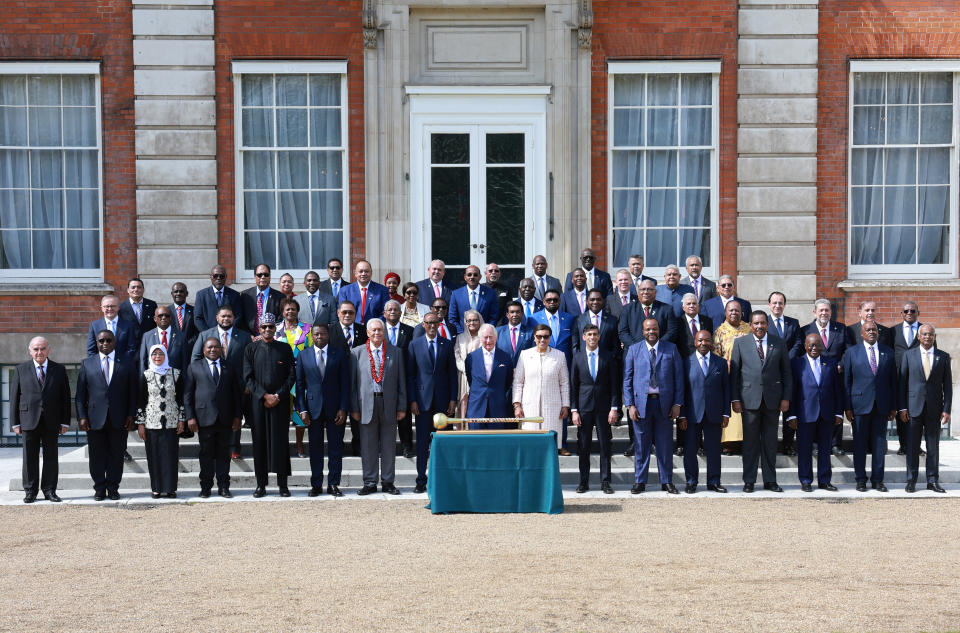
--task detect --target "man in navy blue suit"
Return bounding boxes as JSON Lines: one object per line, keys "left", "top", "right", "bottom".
{"left": 571, "top": 324, "right": 620, "bottom": 494}
{"left": 496, "top": 301, "right": 534, "bottom": 366}
{"left": 339, "top": 259, "right": 390, "bottom": 325}
{"left": 700, "top": 275, "right": 752, "bottom": 328}
{"left": 560, "top": 268, "right": 589, "bottom": 316}
{"left": 564, "top": 248, "right": 613, "bottom": 298}
{"left": 415, "top": 259, "right": 455, "bottom": 307}
{"left": 138, "top": 305, "right": 189, "bottom": 371}
{"left": 623, "top": 318, "right": 684, "bottom": 494}
{"left": 627, "top": 254, "right": 656, "bottom": 294}
{"left": 796, "top": 298, "right": 848, "bottom": 457}
{"left": 681, "top": 255, "right": 717, "bottom": 303}
{"left": 842, "top": 322, "right": 897, "bottom": 492}
{"left": 406, "top": 313, "right": 458, "bottom": 492}
{"left": 529, "top": 289, "right": 575, "bottom": 364}
{"left": 787, "top": 334, "right": 844, "bottom": 492}
{"left": 678, "top": 330, "right": 730, "bottom": 493}
{"left": 448, "top": 265, "right": 499, "bottom": 333}
{"left": 465, "top": 325, "right": 514, "bottom": 428}
{"left": 87, "top": 295, "right": 138, "bottom": 367}
{"left": 76, "top": 329, "right": 138, "bottom": 501}
{"left": 117, "top": 277, "right": 158, "bottom": 344}
{"left": 655, "top": 265, "right": 694, "bottom": 317}
{"left": 530, "top": 255, "right": 562, "bottom": 301}
{"left": 606, "top": 269, "right": 638, "bottom": 321}
{"left": 241, "top": 263, "right": 284, "bottom": 334}
{"left": 767, "top": 291, "right": 802, "bottom": 456}
{"left": 194, "top": 265, "right": 245, "bottom": 333}
{"left": 618, "top": 279, "right": 679, "bottom": 348}
{"left": 168, "top": 282, "right": 199, "bottom": 353}
{"left": 296, "top": 323, "right": 351, "bottom": 497}
{"left": 573, "top": 291, "right": 620, "bottom": 357}
{"left": 514, "top": 278, "right": 543, "bottom": 327}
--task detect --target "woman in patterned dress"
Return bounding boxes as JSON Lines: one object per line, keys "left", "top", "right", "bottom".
{"left": 136, "top": 344, "right": 184, "bottom": 499}
{"left": 713, "top": 301, "right": 750, "bottom": 455}
{"left": 277, "top": 298, "right": 313, "bottom": 458}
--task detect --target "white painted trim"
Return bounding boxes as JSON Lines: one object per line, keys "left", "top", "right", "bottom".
{"left": 0, "top": 62, "right": 101, "bottom": 75}
{"left": 230, "top": 60, "right": 347, "bottom": 75}
{"left": 607, "top": 60, "right": 722, "bottom": 75}
{"left": 850, "top": 59, "right": 960, "bottom": 73}
{"left": 405, "top": 85, "right": 551, "bottom": 96}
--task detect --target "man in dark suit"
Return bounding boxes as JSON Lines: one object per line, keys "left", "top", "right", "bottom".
{"left": 117, "top": 277, "right": 158, "bottom": 343}
{"left": 328, "top": 300, "right": 367, "bottom": 456}
{"left": 448, "top": 265, "right": 499, "bottom": 333}
{"left": 514, "top": 278, "right": 543, "bottom": 327}
{"left": 383, "top": 300, "right": 416, "bottom": 457}
{"left": 681, "top": 255, "right": 717, "bottom": 303}
{"left": 767, "top": 291, "right": 802, "bottom": 456}
{"left": 700, "top": 275, "right": 752, "bottom": 328}
{"left": 529, "top": 289, "right": 576, "bottom": 364}
{"left": 627, "top": 254, "right": 656, "bottom": 295}
{"left": 138, "top": 305, "right": 188, "bottom": 371}
{"left": 87, "top": 295, "right": 138, "bottom": 367}
{"left": 76, "top": 329, "right": 138, "bottom": 501}
{"left": 10, "top": 337, "right": 72, "bottom": 503}
{"left": 618, "top": 279, "right": 679, "bottom": 348}
{"left": 606, "top": 269, "right": 638, "bottom": 320}
{"left": 842, "top": 322, "right": 897, "bottom": 492}
{"left": 573, "top": 290, "right": 620, "bottom": 357}
{"left": 184, "top": 337, "right": 243, "bottom": 498}
{"left": 622, "top": 318, "right": 684, "bottom": 494}
{"left": 786, "top": 334, "right": 844, "bottom": 492}
{"left": 407, "top": 313, "right": 458, "bottom": 492}
{"left": 296, "top": 323, "right": 351, "bottom": 497}
{"left": 892, "top": 301, "right": 923, "bottom": 455}
{"left": 675, "top": 292, "right": 713, "bottom": 456}
{"left": 339, "top": 259, "right": 390, "bottom": 325}
{"left": 655, "top": 265, "right": 694, "bottom": 317}
{"left": 678, "top": 330, "right": 730, "bottom": 493}
{"left": 296, "top": 270, "right": 338, "bottom": 327}
{"left": 730, "top": 311, "right": 792, "bottom": 493}
{"left": 415, "top": 259, "right": 455, "bottom": 307}
{"left": 242, "top": 263, "right": 284, "bottom": 333}
{"left": 530, "top": 254, "right": 562, "bottom": 301}
{"left": 496, "top": 301, "right": 535, "bottom": 366}
{"left": 484, "top": 262, "right": 512, "bottom": 323}
{"left": 317, "top": 257, "right": 346, "bottom": 300}
{"left": 194, "top": 265, "right": 245, "bottom": 333}
{"left": 169, "top": 282, "right": 199, "bottom": 353}
{"left": 795, "top": 298, "right": 848, "bottom": 456}
{"left": 560, "top": 268, "right": 589, "bottom": 317}
{"left": 846, "top": 300, "right": 894, "bottom": 349}
{"left": 464, "top": 325, "right": 514, "bottom": 423}
{"left": 571, "top": 324, "right": 620, "bottom": 494}
{"left": 898, "top": 324, "right": 951, "bottom": 493}
{"left": 564, "top": 248, "right": 613, "bottom": 298}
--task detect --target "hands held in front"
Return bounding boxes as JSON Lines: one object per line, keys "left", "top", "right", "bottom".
{"left": 263, "top": 393, "right": 280, "bottom": 408}
{"left": 188, "top": 418, "right": 200, "bottom": 433}
{"left": 779, "top": 400, "right": 790, "bottom": 414}
{"left": 335, "top": 410, "right": 346, "bottom": 426}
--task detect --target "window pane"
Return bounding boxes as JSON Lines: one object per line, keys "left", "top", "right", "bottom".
{"left": 850, "top": 148, "right": 882, "bottom": 185}
{"left": 241, "top": 109, "right": 273, "bottom": 147}
{"left": 851, "top": 226, "right": 882, "bottom": 265}
{"left": 431, "top": 133, "right": 469, "bottom": 164}
{"left": 886, "top": 105, "right": 918, "bottom": 144}
{"left": 62, "top": 107, "right": 97, "bottom": 146}
{"left": 245, "top": 231, "right": 276, "bottom": 270}
{"left": 0, "top": 150, "right": 28, "bottom": 187}
{"left": 920, "top": 105, "right": 952, "bottom": 144}
{"left": 918, "top": 147, "right": 950, "bottom": 185}
{"left": 919, "top": 186, "right": 949, "bottom": 226}
{"left": 65, "top": 150, "right": 98, "bottom": 188}
{"left": 278, "top": 231, "right": 309, "bottom": 269}
{"left": 647, "top": 108, "right": 678, "bottom": 146}
{"left": 612, "top": 150, "right": 643, "bottom": 188}
{"left": 431, "top": 166, "right": 470, "bottom": 265}
{"left": 883, "top": 226, "right": 916, "bottom": 264}
{"left": 311, "top": 191, "right": 343, "bottom": 229}
{"left": 277, "top": 191, "right": 308, "bottom": 229}
{"left": 679, "top": 150, "right": 710, "bottom": 187}
{"left": 309, "top": 109, "right": 341, "bottom": 147}
{"left": 486, "top": 133, "right": 524, "bottom": 164}
{"left": 612, "top": 189, "right": 642, "bottom": 228}
{"left": 276, "top": 75, "right": 307, "bottom": 106}
{"left": 66, "top": 230, "right": 99, "bottom": 268}
{"left": 28, "top": 76, "right": 60, "bottom": 105}
{"left": 681, "top": 75, "right": 711, "bottom": 106}
{"left": 0, "top": 191, "right": 29, "bottom": 228}
{"left": 921, "top": 73, "right": 952, "bottom": 103}
{"left": 853, "top": 74, "right": 884, "bottom": 104}
{"left": 646, "top": 150, "right": 677, "bottom": 187}
{"left": 30, "top": 150, "right": 62, "bottom": 189}
{"left": 680, "top": 108, "right": 711, "bottom": 146}
{"left": 310, "top": 75, "right": 340, "bottom": 106}
{"left": 613, "top": 109, "right": 643, "bottom": 147}
{"left": 486, "top": 166, "right": 525, "bottom": 265}
{"left": 61, "top": 76, "right": 96, "bottom": 106}
{"left": 884, "top": 148, "right": 916, "bottom": 185}
{"left": 276, "top": 109, "right": 307, "bottom": 147}
{"left": 852, "top": 106, "right": 884, "bottom": 145}
{"left": 32, "top": 230, "right": 64, "bottom": 268}
{"left": 242, "top": 75, "right": 274, "bottom": 106}
{"left": 851, "top": 187, "right": 882, "bottom": 226}
{"left": 0, "top": 230, "right": 31, "bottom": 267}
{"left": 613, "top": 75, "right": 644, "bottom": 106}
{"left": 679, "top": 189, "right": 709, "bottom": 227}
{"left": 65, "top": 189, "right": 99, "bottom": 228}
{"left": 645, "top": 229, "right": 677, "bottom": 267}
{"left": 310, "top": 151, "right": 342, "bottom": 189}
{"left": 884, "top": 186, "right": 916, "bottom": 225}
{"left": 648, "top": 75, "right": 678, "bottom": 105}
{"left": 276, "top": 151, "right": 308, "bottom": 189}
{"left": 918, "top": 225, "right": 948, "bottom": 264}
{"left": 612, "top": 229, "right": 643, "bottom": 265}
{"left": 28, "top": 107, "right": 62, "bottom": 146}
{"left": 311, "top": 231, "right": 342, "bottom": 269}
{"left": 888, "top": 73, "right": 919, "bottom": 104}
{"left": 243, "top": 152, "right": 275, "bottom": 189}
{"left": 645, "top": 189, "right": 677, "bottom": 227}
{"left": 0, "top": 76, "right": 26, "bottom": 105}
{"left": 243, "top": 192, "right": 276, "bottom": 230}
{"left": 679, "top": 229, "right": 709, "bottom": 266}
{"left": 0, "top": 107, "right": 27, "bottom": 145}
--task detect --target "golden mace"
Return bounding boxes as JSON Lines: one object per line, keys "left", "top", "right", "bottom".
{"left": 433, "top": 413, "right": 545, "bottom": 430}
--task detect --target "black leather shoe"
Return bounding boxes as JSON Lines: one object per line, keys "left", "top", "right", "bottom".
{"left": 94, "top": 492, "right": 106, "bottom": 501}
{"left": 403, "top": 445, "right": 415, "bottom": 459}
{"left": 42, "top": 491, "right": 61, "bottom": 502}
{"left": 381, "top": 483, "right": 400, "bottom": 495}
{"left": 199, "top": 488, "right": 211, "bottom": 498}
{"left": 357, "top": 484, "right": 377, "bottom": 496}
{"left": 253, "top": 486, "right": 266, "bottom": 498}
{"left": 123, "top": 450, "right": 133, "bottom": 463}
{"left": 764, "top": 483, "right": 783, "bottom": 492}
{"left": 787, "top": 446, "right": 798, "bottom": 457}
{"left": 919, "top": 449, "right": 927, "bottom": 457}
{"left": 576, "top": 483, "right": 588, "bottom": 493}
{"left": 414, "top": 484, "right": 427, "bottom": 494}
{"left": 662, "top": 483, "right": 679, "bottom": 494}
{"left": 684, "top": 484, "right": 696, "bottom": 494}
{"left": 107, "top": 490, "right": 120, "bottom": 501}
{"left": 623, "top": 448, "right": 635, "bottom": 458}
{"left": 801, "top": 483, "right": 813, "bottom": 492}
{"left": 23, "top": 493, "right": 36, "bottom": 504}
{"left": 308, "top": 487, "right": 322, "bottom": 497}
{"left": 165, "top": 492, "right": 177, "bottom": 499}
{"left": 631, "top": 483, "right": 645, "bottom": 494}
{"left": 279, "top": 487, "right": 291, "bottom": 497}
{"left": 697, "top": 448, "right": 706, "bottom": 457}
{"left": 872, "top": 482, "right": 888, "bottom": 492}
{"left": 856, "top": 482, "right": 867, "bottom": 492}
{"left": 928, "top": 482, "right": 946, "bottom": 493}
{"left": 818, "top": 483, "right": 838, "bottom": 491}
{"left": 218, "top": 488, "right": 232, "bottom": 498}
{"left": 707, "top": 484, "right": 727, "bottom": 493}
{"left": 896, "top": 447, "right": 906, "bottom": 456}
{"left": 905, "top": 482, "right": 916, "bottom": 493}
{"left": 327, "top": 485, "right": 343, "bottom": 497}
{"left": 673, "top": 447, "right": 684, "bottom": 457}
{"left": 601, "top": 482, "right": 614, "bottom": 494}
{"left": 742, "top": 483, "right": 754, "bottom": 493}
{"left": 831, "top": 446, "right": 846, "bottom": 456}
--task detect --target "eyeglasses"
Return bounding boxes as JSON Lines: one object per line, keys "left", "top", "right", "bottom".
{"left": 96, "top": 338, "right": 114, "bottom": 343}
{"left": 581, "top": 255, "right": 596, "bottom": 260}
{"left": 328, "top": 265, "right": 342, "bottom": 270}
{"left": 719, "top": 283, "right": 733, "bottom": 288}
{"left": 255, "top": 272, "right": 270, "bottom": 278}
{"left": 432, "top": 305, "right": 448, "bottom": 311}
{"left": 903, "top": 309, "right": 918, "bottom": 314}
{"left": 405, "top": 290, "right": 418, "bottom": 296}
{"left": 423, "top": 320, "right": 440, "bottom": 326}
{"left": 534, "top": 334, "right": 550, "bottom": 340}
{"left": 155, "top": 314, "right": 171, "bottom": 319}
{"left": 211, "top": 273, "right": 225, "bottom": 279}
{"left": 260, "top": 324, "right": 276, "bottom": 330}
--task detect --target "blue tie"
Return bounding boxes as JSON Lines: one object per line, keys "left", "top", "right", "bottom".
{"left": 429, "top": 339, "right": 436, "bottom": 369}
{"left": 310, "top": 295, "right": 318, "bottom": 321}
{"left": 701, "top": 355, "right": 709, "bottom": 376}
{"left": 215, "top": 290, "right": 222, "bottom": 306}
{"left": 390, "top": 326, "right": 397, "bottom": 346}
{"left": 589, "top": 352, "right": 597, "bottom": 380}
{"left": 775, "top": 318, "right": 783, "bottom": 338}
{"left": 470, "top": 290, "right": 477, "bottom": 310}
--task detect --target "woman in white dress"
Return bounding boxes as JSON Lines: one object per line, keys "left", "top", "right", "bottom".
{"left": 513, "top": 324, "right": 571, "bottom": 452}
{"left": 454, "top": 310, "right": 484, "bottom": 417}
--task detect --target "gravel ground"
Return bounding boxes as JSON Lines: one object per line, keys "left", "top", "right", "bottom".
{"left": 1, "top": 499, "right": 958, "bottom": 633}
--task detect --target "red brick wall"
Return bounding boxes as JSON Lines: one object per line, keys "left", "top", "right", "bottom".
{"left": 214, "top": 1, "right": 365, "bottom": 283}
{"left": 819, "top": 1, "right": 960, "bottom": 327}
{"left": 0, "top": 0, "right": 135, "bottom": 333}
{"left": 590, "top": 0, "right": 738, "bottom": 275}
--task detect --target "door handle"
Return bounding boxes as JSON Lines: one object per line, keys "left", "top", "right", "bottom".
{"left": 472, "top": 243, "right": 478, "bottom": 248}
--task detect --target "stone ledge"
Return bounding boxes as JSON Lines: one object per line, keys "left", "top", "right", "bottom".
{"left": 838, "top": 279, "right": 960, "bottom": 292}
{"left": 0, "top": 283, "right": 114, "bottom": 296}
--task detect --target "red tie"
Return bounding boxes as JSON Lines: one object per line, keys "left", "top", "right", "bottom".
{"left": 821, "top": 327, "right": 828, "bottom": 348}
{"left": 511, "top": 327, "right": 517, "bottom": 352}
{"left": 360, "top": 287, "right": 367, "bottom": 321}
{"left": 621, "top": 295, "right": 628, "bottom": 306}
{"left": 644, "top": 306, "right": 651, "bottom": 318}
{"left": 161, "top": 330, "right": 168, "bottom": 349}
{"left": 176, "top": 305, "right": 183, "bottom": 329}
{"left": 440, "top": 323, "right": 448, "bottom": 339}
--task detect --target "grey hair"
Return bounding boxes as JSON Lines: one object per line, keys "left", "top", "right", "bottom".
{"left": 366, "top": 318, "right": 384, "bottom": 332}
{"left": 814, "top": 298, "right": 831, "bottom": 310}
{"left": 681, "top": 293, "right": 698, "bottom": 304}
{"left": 685, "top": 255, "right": 702, "bottom": 266}
{"left": 665, "top": 264, "right": 680, "bottom": 274}
{"left": 384, "top": 299, "right": 402, "bottom": 311}
{"left": 478, "top": 323, "right": 497, "bottom": 338}
{"left": 718, "top": 274, "right": 734, "bottom": 284}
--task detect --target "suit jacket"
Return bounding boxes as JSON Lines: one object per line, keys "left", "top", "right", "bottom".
{"left": 118, "top": 297, "right": 158, "bottom": 342}
{"left": 842, "top": 342, "right": 897, "bottom": 415}
{"left": 241, "top": 286, "right": 284, "bottom": 333}
{"left": 655, "top": 283, "right": 695, "bottom": 317}
{"left": 787, "top": 355, "right": 844, "bottom": 424}
{"left": 384, "top": 321, "right": 415, "bottom": 353}
{"left": 350, "top": 343, "right": 407, "bottom": 424}
{"left": 605, "top": 291, "right": 638, "bottom": 320}
{"left": 448, "top": 284, "right": 500, "bottom": 333}
{"left": 514, "top": 297, "right": 544, "bottom": 327}
{"left": 295, "top": 291, "right": 338, "bottom": 328}
{"left": 794, "top": 320, "right": 848, "bottom": 360}
{"left": 183, "top": 358, "right": 243, "bottom": 427}
{"left": 898, "top": 346, "right": 952, "bottom": 418}
{"left": 10, "top": 360, "right": 72, "bottom": 431}
{"left": 559, "top": 288, "right": 589, "bottom": 317}
{"left": 75, "top": 354, "right": 138, "bottom": 430}
{"left": 622, "top": 340, "right": 684, "bottom": 418}
{"left": 414, "top": 278, "right": 455, "bottom": 307}
{"left": 412, "top": 319, "right": 457, "bottom": 341}
{"left": 730, "top": 334, "right": 793, "bottom": 410}
{"left": 317, "top": 278, "right": 345, "bottom": 301}
{"left": 328, "top": 321, "right": 367, "bottom": 351}
{"left": 194, "top": 285, "right": 245, "bottom": 333}
{"left": 339, "top": 281, "right": 390, "bottom": 324}
{"left": 168, "top": 302, "right": 199, "bottom": 351}
{"left": 87, "top": 318, "right": 138, "bottom": 366}
{"left": 295, "top": 345, "right": 351, "bottom": 419}
{"left": 191, "top": 327, "right": 252, "bottom": 376}
{"left": 564, "top": 268, "right": 613, "bottom": 298}
{"left": 530, "top": 274, "right": 562, "bottom": 301}
{"left": 139, "top": 327, "right": 188, "bottom": 372}
{"left": 681, "top": 352, "right": 730, "bottom": 425}
{"left": 465, "top": 346, "right": 514, "bottom": 418}
{"left": 573, "top": 310, "right": 621, "bottom": 358}
{"left": 768, "top": 314, "right": 802, "bottom": 358}
{"left": 681, "top": 275, "right": 717, "bottom": 303}
{"left": 892, "top": 321, "right": 924, "bottom": 368}
{"left": 528, "top": 309, "right": 576, "bottom": 361}
{"left": 617, "top": 300, "right": 680, "bottom": 348}
{"left": 496, "top": 323, "right": 535, "bottom": 367}
{"left": 846, "top": 321, "right": 894, "bottom": 350}
{"left": 406, "top": 335, "right": 458, "bottom": 412}
{"left": 570, "top": 349, "right": 620, "bottom": 414}
{"left": 485, "top": 281, "right": 511, "bottom": 324}
{"left": 700, "top": 296, "right": 752, "bottom": 330}
{"left": 676, "top": 313, "right": 714, "bottom": 358}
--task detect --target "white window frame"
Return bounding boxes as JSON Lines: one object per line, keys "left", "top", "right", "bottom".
{"left": 848, "top": 59, "right": 960, "bottom": 279}
{"left": 232, "top": 60, "right": 349, "bottom": 283}
{"left": 0, "top": 61, "right": 104, "bottom": 283}
{"left": 606, "top": 60, "right": 721, "bottom": 281}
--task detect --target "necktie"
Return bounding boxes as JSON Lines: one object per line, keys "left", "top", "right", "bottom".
{"left": 812, "top": 358, "right": 821, "bottom": 384}
{"left": 176, "top": 305, "right": 184, "bottom": 330}
{"left": 310, "top": 295, "right": 318, "bottom": 321}
{"left": 428, "top": 339, "right": 436, "bottom": 369}
{"left": 344, "top": 326, "right": 352, "bottom": 347}
{"left": 868, "top": 345, "right": 877, "bottom": 375}
{"left": 821, "top": 327, "right": 828, "bottom": 348}
{"left": 439, "top": 323, "right": 448, "bottom": 339}
{"left": 549, "top": 315, "right": 557, "bottom": 340}
{"left": 102, "top": 356, "right": 111, "bottom": 385}
{"left": 434, "top": 283, "right": 441, "bottom": 299}
{"left": 511, "top": 327, "right": 517, "bottom": 352}
{"left": 332, "top": 281, "right": 339, "bottom": 299}
{"left": 690, "top": 317, "right": 698, "bottom": 339}
{"left": 525, "top": 301, "right": 533, "bottom": 317}
{"left": 360, "top": 287, "right": 367, "bottom": 321}
{"left": 221, "top": 331, "right": 229, "bottom": 356}
{"left": 256, "top": 292, "right": 264, "bottom": 331}
{"left": 215, "top": 290, "right": 223, "bottom": 306}
{"left": 923, "top": 350, "right": 932, "bottom": 379}
{"left": 621, "top": 295, "right": 628, "bottom": 306}
{"left": 906, "top": 324, "right": 915, "bottom": 346}
{"left": 470, "top": 290, "right": 477, "bottom": 310}
{"left": 108, "top": 319, "right": 115, "bottom": 334}
{"left": 644, "top": 305, "right": 651, "bottom": 318}
{"left": 648, "top": 347, "right": 658, "bottom": 388}
{"left": 316, "top": 348, "right": 325, "bottom": 379}
{"left": 485, "top": 352, "right": 492, "bottom": 380}
{"left": 592, "top": 313, "right": 599, "bottom": 327}
{"left": 589, "top": 352, "right": 597, "bottom": 380}
{"left": 537, "top": 277, "right": 545, "bottom": 298}
{"left": 133, "top": 302, "right": 142, "bottom": 322}
{"left": 211, "top": 361, "right": 220, "bottom": 384}
{"left": 701, "top": 355, "right": 709, "bottom": 376}
{"left": 37, "top": 364, "right": 45, "bottom": 387}
{"left": 389, "top": 326, "right": 397, "bottom": 346}
{"left": 775, "top": 318, "right": 783, "bottom": 338}
{"left": 161, "top": 330, "right": 168, "bottom": 349}
{"left": 578, "top": 292, "right": 584, "bottom": 313}
{"left": 757, "top": 339, "right": 765, "bottom": 362}
{"left": 374, "top": 347, "right": 381, "bottom": 372}
{"left": 586, "top": 271, "right": 593, "bottom": 290}
{"left": 694, "top": 278, "right": 700, "bottom": 298}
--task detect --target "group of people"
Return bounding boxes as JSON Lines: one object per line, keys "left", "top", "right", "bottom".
{"left": 8, "top": 250, "right": 952, "bottom": 502}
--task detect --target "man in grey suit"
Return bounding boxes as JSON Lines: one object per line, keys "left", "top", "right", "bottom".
{"left": 296, "top": 270, "right": 338, "bottom": 327}
{"left": 898, "top": 324, "right": 951, "bottom": 493}
{"left": 350, "top": 318, "right": 407, "bottom": 495}
{"left": 530, "top": 254, "right": 562, "bottom": 301}
{"left": 730, "top": 310, "right": 792, "bottom": 493}
{"left": 681, "top": 255, "right": 717, "bottom": 303}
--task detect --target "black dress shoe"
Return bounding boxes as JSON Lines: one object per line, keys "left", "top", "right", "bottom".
{"left": 673, "top": 447, "right": 684, "bottom": 457}
{"left": 199, "top": 488, "right": 211, "bottom": 498}
{"left": 697, "top": 448, "right": 706, "bottom": 457}
{"left": 623, "top": 448, "right": 635, "bottom": 458}
{"left": 107, "top": 490, "right": 120, "bottom": 501}
{"left": 123, "top": 450, "right": 133, "bottom": 463}
{"left": 218, "top": 488, "right": 232, "bottom": 498}
{"left": 308, "top": 487, "right": 322, "bottom": 497}
{"left": 253, "top": 486, "right": 266, "bottom": 498}
{"left": 403, "top": 445, "right": 415, "bottom": 459}
{"left": 279, "top": 487, "right": 291, "bottom": 497}
{"left": 787, "top": 446, "right": 798, "bottom": 457}
{"left": 764, "top": 483, "right": 783, "bottom": 492}
{"left": 327, "top": 485, "right": 343, "bottom": 497}
{"left": 856, "top": 482, "right": 867, "bottom": 492}
{"left": 872, "top": 482, "right": 888, "bottom": 492}
{"left": 818, "top": 483, "right": 838, "bottom": 491}
{"left": 927, "top": 482, "right": 946, "bottom": 493}
{"left": 381, "top": 483, "right": 400, "bottom": 495}
{"left": 684, "top": 484, "right": 696, "bottom": 494}
{"left": 94, "top": 492, "right": 106, "bottom": 501}
{"left": 357, "top": 484, "right": 377, "bottom": 496}
{"left": 831, "top": 446, "right": 846, "bottom": 456}
{"left": 905, "top": 482, "right": 916, "bottom": 493}
{"left": 42, "top": 491, "right": 61, "bottom": 502}
{"left": 165, "top": 492, "right": 177, "bottom": 499}
{"left": 631, "top": 483, "right": 645, "bottom": 494}
{"left": 920, "top": 449, "right": 927, "bottom": 457}
{"left": 576, "top": 483, "right": 588, "bottom": 493}
{"left": 742, "top": 483, "right": 754, "bottom": 493}
{"left": 662, "top": 483, "right": 679, "bottom": 494}
{"left": 707, "top": 484, "right": 727, "bottom": 493}
{"left": 414, "top": 484, "right": 427, "bottom": 494}
{"left": 896, "top": 447, "right": 906, "bottom": 456}
{"left": 23, "top": 493, "right": 36, "bottom": 504}
{"left": 601, "top": 482, "right": 614, "bottom": 494}
{"left": 801, "top": 483, "right": 813, "bottom": 492}
{"left": 152, "top": 492, "right": 161, "bottom": 499}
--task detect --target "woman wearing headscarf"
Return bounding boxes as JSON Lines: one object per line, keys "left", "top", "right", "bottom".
{"left": 384, "top": 272, "right": 404, "bottom": 304}
{"left": 137, "top": 344, "right": 184, "bottom": 498}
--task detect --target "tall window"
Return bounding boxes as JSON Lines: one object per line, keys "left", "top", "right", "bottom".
{"left": 849, "top": 62, "right": 958, "bottom": 277}
{"left": 608, "top": 61, "right": 719, "bottom": 276}
{"left": 233, "top": 61, "right": 348, "bottom": 277}
{"left": 0, "top": 64, "right": 102, "bottom": 280}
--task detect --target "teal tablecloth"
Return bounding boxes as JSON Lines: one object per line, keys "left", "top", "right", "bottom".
{"left": 427, "top": 432, "right": 564, "bottom": 514}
